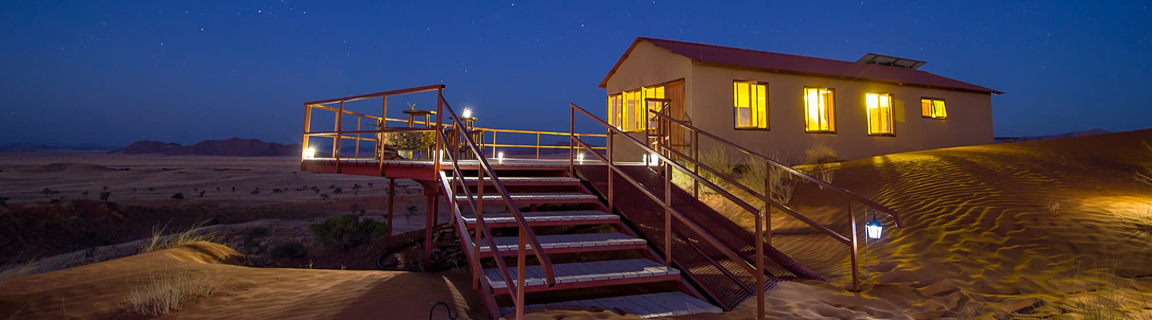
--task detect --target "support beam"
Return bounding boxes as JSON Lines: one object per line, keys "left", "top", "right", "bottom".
{"left": 387, "top": 178, "right": 395, "bottom": 248}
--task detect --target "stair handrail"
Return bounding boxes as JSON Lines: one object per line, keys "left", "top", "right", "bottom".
{"left": 569, "top": 103, "right": 766, "bottom": 317}
{"left": 437, "top": 93, "right": 556, "bottom": 319}
{"left": 646, "top": 104, "right": 903, "bottom": 293}
{"left": 649, "top": 109, "right": 904, "bottom": 227}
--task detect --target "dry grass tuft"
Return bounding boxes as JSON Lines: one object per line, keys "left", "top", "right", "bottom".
{"left": 736, "top": 155, "right": 796, "bottom": 207}
{"left": 803, "top": 142, "right": 843, "bottom": 165}
{"left": 0, "top": 260, "right": 39, "bottom": 283}
{"left": 122, "top": 269, "right": 217, "bottom": 316}
{"left": 142, "top": 221, "right": 217, "bottom": 253}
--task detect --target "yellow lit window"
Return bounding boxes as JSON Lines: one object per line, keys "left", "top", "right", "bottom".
{"left": 643, "top": 86, "right": 665, "bottom": 130}
{"left": 866, "top": 93, "right": 894, "bottom": 136}
{"left": 608, "top": 94, "right": 623, "bottom": 129}
{"left": 622, "top": 90, "right": 643, "bottom": 131}
{"left": 803, "top": 87, "right": 835, "bottom": 132}
{"left": 608, "top": 86, "right": 666, "bottom": 132}
{"left": 733, "top": 81, "right": 768, "bottom": 129}
{"left": 921, "top": 98, "right": 947, "bottom": 119}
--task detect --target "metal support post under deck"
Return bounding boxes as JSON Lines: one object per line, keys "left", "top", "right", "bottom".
{"left": 387, "top": 178, "right": 395, "bottom": 248}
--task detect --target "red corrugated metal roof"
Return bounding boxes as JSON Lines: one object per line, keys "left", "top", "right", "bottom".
{"left": 598, "top": 37, "right": 1002, "bottom": 94}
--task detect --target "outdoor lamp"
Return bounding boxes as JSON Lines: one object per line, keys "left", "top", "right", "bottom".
{"left": 302, "top": 148, "right": 316, "bottom": 159}
{"left": 648, "top": 153, "right": 659, "bottom": 166}
{"left": 497, "top": 151, "right": 504, "bottom": 162}
{"left": 462, "top": 108, "right": 473, "bottom": 119}
{"left": 577, "top": 152, "right": 585, "bottom": 162}
{"left": 865, "top": 216, "right": 883, "bottom": 240}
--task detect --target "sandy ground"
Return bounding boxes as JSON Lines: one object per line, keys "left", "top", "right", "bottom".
{"left": 3, "top": 129, "right": 1152, "bottom": 319}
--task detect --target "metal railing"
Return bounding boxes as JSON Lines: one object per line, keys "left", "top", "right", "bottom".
{"left": 480, "top": 127, "right": 606, "bottom": 159}
{"left": 568, "top": 103, "right": 769, "bottom": 319}
{"left": 435, "top": 94, "right": 555, "bottom": 320}
{"left": 300, "top": 85, "right": 557, "bottom": 320}
{"left": 645, "top": 104, "right": 904, "bottom": 293}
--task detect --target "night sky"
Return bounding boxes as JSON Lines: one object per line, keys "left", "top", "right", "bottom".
{"left": 2, "top": 1, "right": 1149, "bottom": 147}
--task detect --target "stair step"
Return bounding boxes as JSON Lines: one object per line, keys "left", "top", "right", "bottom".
{"left": 484, "top": 258, "right": 680, "bottom": 295}
{"left": 478, "top": 233, "right": 646, "bottom": 257}
{"left": 457, "top": 176, "right": 581, "bottom": 186}
{"left": 455, "top": 192, "right": 599, "bottom": 205}
{"left": 462, "top": 210, "right": 619, "bottom": 228}
{"left": 499, "top": 291, "right": 722, "bottom": 319}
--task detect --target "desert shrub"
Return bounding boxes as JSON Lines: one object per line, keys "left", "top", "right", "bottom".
{"left": 353, "top": 184, "right": 362, "bottom": 190}
{"left": 0, "top": 197, "right": 8, "bottom": 208}
{"left": 171, "top": 193, "right": 184, "bottom": 200}
{"left": 367, "top": 182, "right": 374, "bottom": 188}
{"left": 269, "top": 242, "right": 307, "bottom": 260}
{"left": 198, "top": 191, "right": 206, "bottom": 198}
{"left": 320, "top": 193, "right": 330, "bottom": 200}
{"left": 308, "top": 215, "right": 387, "bottom": 251}
{"left": 82, "top": 191, "right": 90, "bottom": 198}
{"left": 738, "top": 156, "right": 796, "bottom": 207}
{"left": 100, "top": 191, "right": 111, "bottom": 202}
{"left": 141, "top": 222, "right": 217, "bottom": 253}
{"left": 122, "top": 270, "right": 216, "bottom": 316}
{"left": 148, "top": 187, "right": 155, "bottom": 192}
{"left": 333, "top": 187, "right": 343, "bottom": 194}
{"left": 41, "top": 188, "right": 52, "bottom": 197}
{"left": 0, "top": 260, "right": 39, "bottom": 282}
{"left": 803, "top": 142, "right": 843, "bottom": 165}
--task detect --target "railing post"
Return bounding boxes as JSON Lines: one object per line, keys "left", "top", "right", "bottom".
{"left": 516, "top": 229, "right": 527, "bottom": 320}
{"left": 692, "top": 130, "right": 699, "bottom": 199}
{"left": 335, "top": 101, "right": 344, "bottom": 173}
{"left": 607, "top": 130, "right": 614, "bottom": 212}
{"left": 849, "top": 199, "right": 861, "bottom": 292}
{"left": 756, "top": 166, "right": 766, "bottom": 320}
{"left": 355, "top": 117, "right": 361, "bottom": 159}
{"left": 302, "top": 105, "right": 312, "bottom": 168}
{"left": 435, "top": 89, "right": 444, "bottom": 176}
{"left": 664, "top": 161, "right": 672, "bottom": 266}
{"left": 764, "top": 161, "right": 773, "bottom": 246}
{"left": 569, "top": 106, "right": 575, "bottom": 175}
{"left": 536, "top": 132, "right": 541, "bottom": 160}
{"left": 474, "top": 165, "right": 485, "bottom": 289}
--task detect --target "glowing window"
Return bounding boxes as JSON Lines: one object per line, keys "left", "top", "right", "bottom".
{"left": 865, "top": 93, "right": 894, "bottom": 136}
{"left": 921, "top": 98, "right": 947, "bottom": 119}
{"left": 733, "top": 81, "right": 768, "bottom": 129}
{"left": 643, "top": 86, "right": 665, "bottom": 130}
{"left": 608, "top": 94, "right": 623, "bottom": 129}
{"left": 608, "top": 86, "right": 666, "bottom": 132}
{"left": 803, "top": 88, "right": 835, "bottom": 133}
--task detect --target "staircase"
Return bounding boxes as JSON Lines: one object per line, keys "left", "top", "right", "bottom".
{"left": 440, "top": 164, "right": 722, "bottom": 319}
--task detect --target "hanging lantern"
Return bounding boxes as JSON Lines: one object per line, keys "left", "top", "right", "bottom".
{"left": 865, "top": 216, "right": 883, "bottom": 240}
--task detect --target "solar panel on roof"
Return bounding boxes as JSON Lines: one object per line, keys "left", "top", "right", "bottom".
{"left": 856, "top": 53, "right": 927, "bottom": 70}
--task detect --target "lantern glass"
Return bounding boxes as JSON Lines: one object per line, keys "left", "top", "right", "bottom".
{"left": 865, "top": 217, "right": 883, "bottom": 240}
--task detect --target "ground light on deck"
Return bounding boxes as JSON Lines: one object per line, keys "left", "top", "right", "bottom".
{"left": 302, "top": 147, "right": 316, "bottom": 160}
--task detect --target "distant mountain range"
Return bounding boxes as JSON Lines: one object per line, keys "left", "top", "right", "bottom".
{"left": 111, "top": 138, "right": 301, "bottom": 157}
{"left": 0, "top": 142, "right": 111, "bottom": 152}
{"left": 1003, "top": 128, "right": 1112, "bottom": 143}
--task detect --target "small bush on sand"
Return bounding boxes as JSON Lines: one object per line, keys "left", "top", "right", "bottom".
{"left": 803, "top": 142, "right": 843, "bottom": 165}
{"left": 0, "top": 260, "right": 39, "bottom": 282}
{"left": 141, "top": 222, "right": 217, "bottom": 253}
{"left": 699, "top": 148, "right": 738, "bottom": 181}
{"left": 270, "top": 242, "right": 307, "bottom": 260}
{"left": 738, "top": 155, "right": 796, "bottom": 207}
{"left": 122, "top": 270, "right": 216, "bottom": 316}
{"left": 100, "top": 191, "right": 111, "bottom": 202}
{"left": 171, "top": 193, "right": 184, "bottom": 200}
{"left": 308, "top": 215, "right": 387, "bottom": 251}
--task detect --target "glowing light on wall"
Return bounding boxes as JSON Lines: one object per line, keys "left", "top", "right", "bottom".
{"left": 866, "top": 217, "right": 883, "bottom": 240}
{"left": 302, "top": 148, "right": 316, "bottom": 159}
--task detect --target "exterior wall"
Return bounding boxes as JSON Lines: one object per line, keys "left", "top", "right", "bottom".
{"left": 603, "top": 41, "right": 694, "bottom": 161}
{"left": 685, "top": 63, "right": 994, "bottom": 162}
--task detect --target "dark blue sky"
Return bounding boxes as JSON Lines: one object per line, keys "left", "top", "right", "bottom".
{"left": 2, "top": 1, "right": 1149, "bottom": 146}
